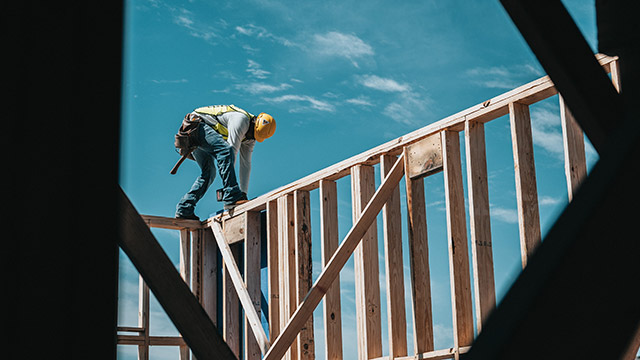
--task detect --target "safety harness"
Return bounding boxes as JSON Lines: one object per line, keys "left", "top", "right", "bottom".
{"left": 171, "top": 105, "right": 254, "bottom": 174}
{"left": 193, "top": 104, "right": 254, "bottom": 140}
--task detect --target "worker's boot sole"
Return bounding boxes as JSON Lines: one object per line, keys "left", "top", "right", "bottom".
{"left": 223, "top": 199, "right": 249, "bottom": 210}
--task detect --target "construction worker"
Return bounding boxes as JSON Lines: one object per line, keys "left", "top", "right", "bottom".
{"left": 175, "top": 105, "right": 276, "bottom": 220}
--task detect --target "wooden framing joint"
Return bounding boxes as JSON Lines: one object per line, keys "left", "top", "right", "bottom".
{"left": 405, "top": 133, "right": 443, "bottom": 179}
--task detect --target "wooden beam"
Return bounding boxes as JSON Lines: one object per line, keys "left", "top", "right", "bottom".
{"left": 499, "top": 0, "right": 622, "bottom": 154}
{"left": 319, "top": 180, "right": 343, "bottom": 359}
{"left": 192, "top": 229, "right": 203, "bottom": 301}
{"left": 140, "top": 214, "right": 202, "bottom": 230}
{"left": 405, "top": 133, "right": 443, "bottom": 179}
{"left": 223, "top": 241, "right": 241, "bottom": 357}
{"left": 245, "top": 211, "right": 263, "bottom": 360}
{"left": 263, "top": 154, "right": 405, "bottom": 360}
{"left": 559, "top": 95, "right": 587, "bottom": 202}
{"left": 381, "top": 154, "right": 408, "bottom": 358}
{"left": 351, "top": 164, "right": 383, "bottom": 359}
{"left": 266, "top": 200, "right": 280, "bottom": 341}
{"left": 278, "top": 194, "right": 297, "bottom": 360}
{"left": 210, "top": 220, "right": 271, "bottom": 355}
{"left": 509, "top": 102, "right": 541, "bottom": 268}
{"left": 200, "top": 228, "right": 217, "bottom": 325}
{"left": 464, "top": 96, "right": 640, "bottom": 360}
{"left": 179, "top": 229, "right": 191, "bottom": 287}
{"left": 222, "top": 214, "right": 246, "bottom": 245}
{"left": 294, "top": 190, "right": 315, "bottom": 359}
{"left": 204, "top": 55, "right": 616, "bottom": 222}
{"left": 464, "top": 120, "right": 496, "bottom": 332}
{"left": 403, "top": 147, "right": 434, "bottom": 353}
{"left": 371, "top": 346, "right": 471, "bottom": 360}
{"left": 116, "top": 187, "right": 236, "bottom": 360}
{"left": 138, "top": 275, "right": 150, "bottom": 360}
{"left": 442, "top": 130, "right": 474, "bottom": 350}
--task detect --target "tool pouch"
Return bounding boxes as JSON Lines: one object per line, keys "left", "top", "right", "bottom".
{"left": 174, "top": 113, "right": 203, "bottom": 159}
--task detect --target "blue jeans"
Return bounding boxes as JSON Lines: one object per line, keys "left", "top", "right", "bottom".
{"left": 176, "top": 122, "right": 244, "bottom": 217}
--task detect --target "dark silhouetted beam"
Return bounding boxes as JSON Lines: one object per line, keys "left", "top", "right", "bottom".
{"left": 117, "top": 187, "right": 237, "bottom": 360}
{"left": 499, "top": 0, "right": 622, "bottom": 154}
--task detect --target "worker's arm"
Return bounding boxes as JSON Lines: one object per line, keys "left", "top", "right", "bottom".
{"left": 238, "top": 140, "right": 254, "bottom": 193}
{"left": 224, "top": 112, "right": 254, "bottom": 193}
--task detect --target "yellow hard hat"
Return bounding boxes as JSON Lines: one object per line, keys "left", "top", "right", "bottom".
{"left": 254, "top": 113, "right": 276, "bottom": 142}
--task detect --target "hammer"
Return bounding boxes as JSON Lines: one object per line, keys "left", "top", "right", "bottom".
{"left": 170, "top": 153, "right": 190, "bottom": 175}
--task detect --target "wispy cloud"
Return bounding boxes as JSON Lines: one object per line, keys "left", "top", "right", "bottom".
{"left": 311, "top": 31, "right": 374, "bottom": 68}
{"left": 235, "top": 82, "right": 292, "bottom": 95}
{"left": 356, "top": 74, "right": 431, "bottom": 126}
{"left": 490, "top": 204, "right": 518, "bottom": 224}
{"left": 265, "top": 94, "right": 335, "bottom": 112}
{"left": 539, "top": 195, "right": 564, "bottom": 207}
{"left": 170, "top": 7, "right": 220, "bottom": 43}
{"left": 384, "top": 92, "right": 432, "bottom": 126}
{"left": 346, "top": 96, "right": 373, "bottom": 107}
{"left": 465, "top": 64, "right": 543, "bottom": 89}
{"left": 236, "top": 24, "right": 295, "bottom": 47}
{"left": 246, "top": 59, "right": 270, "bottom": 79}
{"left": 151, "top": 78, "right": 188, "bottom": 84}
{"left": 358, "top": 74, "right": 410, "bottom": 92}
{"left": 530, "top": 105, "right": 564, "bottom": 159}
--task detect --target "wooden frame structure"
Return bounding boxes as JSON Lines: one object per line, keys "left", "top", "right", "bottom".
{"left": 117, "top": 54, "right": 639, "bottom": 360}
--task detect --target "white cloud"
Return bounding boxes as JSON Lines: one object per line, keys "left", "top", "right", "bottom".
{"left": 312, "top": 31, "right": 374, "bottom": 67}
{"left": 235, "top": 82, "right": 292, "bottom": 95}
{"left": 346, "top": 96, "right": 373, "bottom": 107}
{"left": 246, "top": 60, "right": 271, "bottom": 79}
{"left": 490, "top": 205, "right": 518, "bottom": 224}
{"left": 235, "top": 24, "right": 295, "bottom": 47}
{"left": 171, "top": 7, "right": 219, "bottom": 42}
{"left": 151, "top": 78, "right": 188, "bottom": 84}
{"left": 359, "top": 74, "right": 410, "bottom": 92}
{"left": 539, "top": 195, "right": 564, "bottom": 207}
{"left": 465, "top": 63, "right": 543, "bottom": 89}
{"left": 265, "top": 94, "right": 335, "bottom": 112}
{"left": 384, "top": 92, "right": 432, "bottom": 126}
{"left": 530, "top": 105, "right": 565, "bottom": 159}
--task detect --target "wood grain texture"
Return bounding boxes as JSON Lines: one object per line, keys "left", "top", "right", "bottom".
{"left": 509, "top": 102, "right": 541, "bottom": 268}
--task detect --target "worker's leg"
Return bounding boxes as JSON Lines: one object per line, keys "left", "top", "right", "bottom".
{"left": 175, "top": 147, "right": 216, "bottom": 218}
{"left": 204, "top": 130, "right": 245, "bottom": 204}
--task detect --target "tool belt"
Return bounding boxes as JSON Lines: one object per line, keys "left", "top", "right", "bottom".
{"left": 174, "top": 113, "right": 205, "bottom": 159}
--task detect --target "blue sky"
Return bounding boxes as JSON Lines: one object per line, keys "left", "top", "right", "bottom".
{"left": 118, "top": 1, "right": 602, "bottom": 359}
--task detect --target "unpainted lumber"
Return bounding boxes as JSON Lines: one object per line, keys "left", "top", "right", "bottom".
{"left": 464, "top": 120, "right": 496, "bottom": 332}
{"left": 138, "top": 275, "right": 150, "bottom": 360}
{"left": 266, "top": 200, "right": 280, "bottom": 341}
{"left": 278, "top": 194, "right": 298, "bottom": 360}
{"left": 559, "top": 96, "right": 587, "bottom": 202}
{"left": 508, "top": 102, "right": 541, "bottom": 268}
{"left": 222, "top": 242, "right": 241, "bottom": 357}
{"left": 442, "top": 130, "right": 474, "bottom": 350}
{"left": 204, "top": 55, "right": 617, "bottom": 220}
{"left": 200, "top": 228, "right": 217, "bottom": 325}
{"left": 294, "top": 190, "right": 315, "bottom": 359}
{"left": 245, "top": 211, "right": 262, "bottom": 360}
{"left": 319, "top": 179, "right": 343, "bottom": 360}
{"left": 380, "top": 154, "right": 408, "bottom": 358}
{"left": 210, "top": 221, "right": 270, "bottom": 355}
{"left": 263, "top": 154, "right": 405, "bottom": 360}
{"left": 403, "top": 147, "right": 435, "bottom": 353}
{"left": 117, "top": 188, "right": 236, "bottom": 359}
{"left": 351, "top": 164, "right": 383, "bottom": 360}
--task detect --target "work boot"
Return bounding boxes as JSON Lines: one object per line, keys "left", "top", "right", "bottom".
{"left": 175, "top": 213, "right": 200, "bottom": 221}
{"left": 223, "top": 192, "right": 249, "bottom": 209}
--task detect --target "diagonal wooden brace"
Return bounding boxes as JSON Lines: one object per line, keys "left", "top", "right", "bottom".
{"left": 210, "top": 221, "right": 271, "bottom": 355}
{"left": 264, "top": 153, "right": 406, "bottom": 360}
{"left": 117, "top": 186, "right": 236, "bottom": 360}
